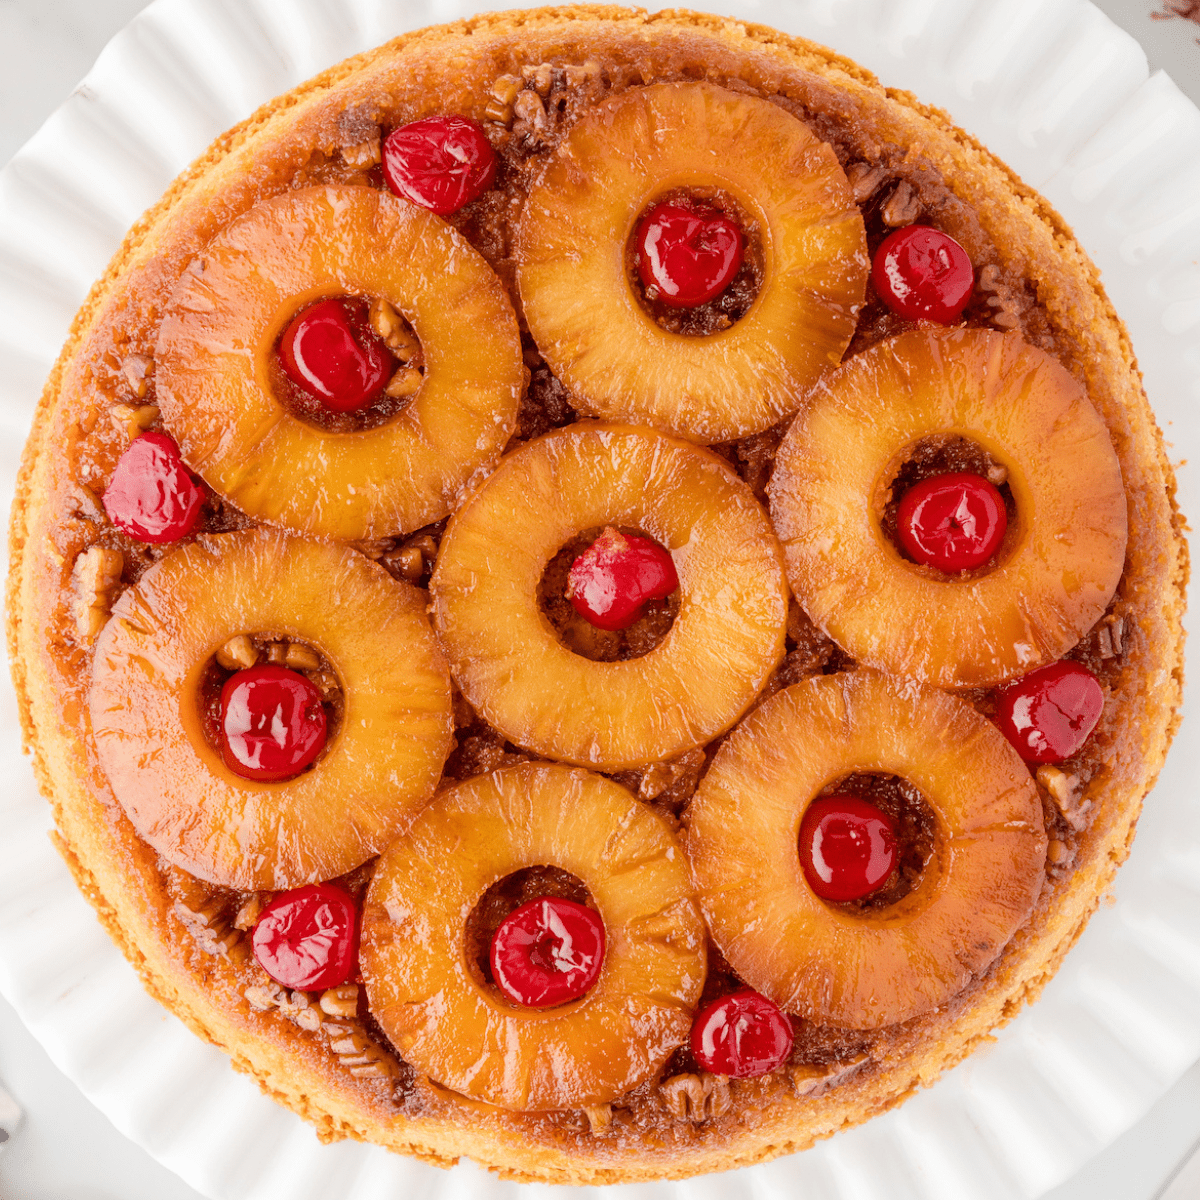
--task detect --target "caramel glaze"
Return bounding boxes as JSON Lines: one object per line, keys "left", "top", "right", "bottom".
{"left": 19, "top": 14, "right": 1181, "bottom": 1167}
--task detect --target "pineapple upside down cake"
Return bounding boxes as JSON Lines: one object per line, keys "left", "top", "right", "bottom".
{"left": 6, "top": 4, "right": 1187, "bottom": 1184}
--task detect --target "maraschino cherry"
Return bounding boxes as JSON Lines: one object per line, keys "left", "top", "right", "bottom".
{"left": 490, "top": 897, "right": 606, "bottom": 1008}
{"left": 994, "top": 660, "right": 1104, "bottom": 763}
{"left": 220, "top": 664, "right": 327, "bottom": 782}
{"left": 252, "top": 883, "right": 358, "bottom": 990}
{"left": 382, "top": 115, "right": 497, "bottom": 215}
{"left": 279, "top": 298, "right": 391, "bottom": 412}
{"left": 103, "top": 431, "right": 204, "bottom": 543}
{"left": 896, "top": 472, "right": 1007, "bottom": 572}
{"left": 800, "top": 795, "right": 898, "bottom": 903}
{"left": 636, "top": 201, "right": 745, "bottom": 308}
{"left": 690, "top": 989, "right": 793, "bottom": 1078}
{"left": 566, "top": 527, "right": 679, "bottom": 631}
{"left": 872, "top": 225, "right": 974, "bottom": 323}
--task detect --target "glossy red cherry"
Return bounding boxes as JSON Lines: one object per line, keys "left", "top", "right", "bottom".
{"left": 636, "top": 201, "right": 745, "bottom": 308}
{"left": 896, "top": 472, "right": 1007, "bottom": 572}
{"left": 690, "top": 989, "right": 793, "bottom": 1078}
{"left": 278, "top": 298, "right": 391, "bottom": 412}
{"left": 994, "top": 660, "right": 1104, "bottom": 764}
{"left": 102, "top": 431, "right": 204, "bottom": 544}
{"left": 381, "top": 115, "right": 497, "bottom": 215}
{"left": 872, "top": 225, "right": 974, "bottom": 323}
{"left": 566, "top": 528, "right": 679, "bottom": 631}
{"left": 219, "top": 664, "right": 327, "bottom": 782}
{"left": 490, "top": 897, "right": 606, "bottom": 1008}
{"left": 799, "top": 795, "right": 898, "bottom": 903}
{"left": 251, "top": 883, "right": 358, "bottom": 990}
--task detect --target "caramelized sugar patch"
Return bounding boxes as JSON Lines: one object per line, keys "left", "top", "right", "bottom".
{"left": 463, "top": 865, "right": 595, "bottom": 990}
{"left": 198, "top": 634, "right": 345, "bottom": 758}
{"left": 812, "top": 772, "right": 937, "bottom": 911}
{"left": 268, "top": 296, "right": 422, "bottom": 433}
{"left": 538, "top": 526, "right": 679, "bottom": 661}
{"left": 626, "top": 187, "right": 763, "bottom": 336}
{"left": 877, "top": 434, "right": 1017, "bottom": 575}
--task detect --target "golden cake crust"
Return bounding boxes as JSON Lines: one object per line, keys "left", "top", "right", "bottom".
{"left": 6, "top": 4, "right": 1188, "bottom": 1185}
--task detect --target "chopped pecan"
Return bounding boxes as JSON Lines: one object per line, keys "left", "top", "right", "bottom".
{"left": 522, "top": 62, "right": 554, "bottom": 95}
{"left": 368, "top": 299, "right": 420, "bottom": 361}
{"left": 72, "top": 547, "right": 123, "bottom": 642}
{"left": 660, "top": 1072, "right": 732, "bottom": 1122}
{"left": 1037, "top": 765, "right": 1090, "bottom": 831}
{"left": 216, "top": 634, "right": 258, "bottom": 671}
{"left": 319, "top": 984, "right": 359, "bottom": 1018}
{"left": 845, "top": 161, "right": 886, "bottom": 202}
{"left": 881, "top": 180, "right": 920, "bottom": 227}
{"left": 323, "top": 1020, "right": 400, "bottom": 1079}
{"left": 638, "top": 749, "right": 705, "bottom": 803}
{"left": 278, "top": 990, "right": 322, "bottom": 1031}
{"left": 385, "top": 366, "right": 422, "bottom": 399}
{"left": 582, "top": 1103, "right": 613, "bottom": 1134}
{"left": 122, "top": 354, "right": 152, "bottom": 399}
{"left": 245, "top": 982, "right": 287, "bottom": 1011}
{"left": 284, "top": 642, "right": 321, "bottom": 671}
{"left": 109, "top": 401, "right": 159, "bottom": 439}
{"left": 788, "top": 1053, "right": 868, "bottom": 1098}
{"left": 342, "top": 137, "right": 381, "bottom": 169}
{"left": 1096, "top": 615, "right": 1125, "bottom": 660}
{"left": 1047, "top": 838, "right": 1071, "bottom": 866}
{"left": 233, "top": 892, "right": 265, "bottom": 930}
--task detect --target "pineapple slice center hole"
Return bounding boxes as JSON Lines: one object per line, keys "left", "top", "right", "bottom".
{"left": 804, "top": 772, "right": 937, "bottom": 911}
{"left": 877, "top": 434, "right": 1017, "bottom": 576}
{"left": 463, "top": 865, "right": 597, "bottom": 996}
{"left": 627, "top": 187, "right": 763, "bottom": 336}
{"left": 198, "top": 633, "right": 344, "bottom": 769}
{"left": 269, "top": 295, "right": 423, "bottom": 433}
{"left": 538, "top": 526, "right": 680, "bottom": 661}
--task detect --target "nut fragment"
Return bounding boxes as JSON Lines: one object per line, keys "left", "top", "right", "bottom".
{"left": 234, "top": 893, "right": 265, "bottom": 930}
{"left": 582, "top": 1103, "right": 613, "bottom": 1134}
{"left": 216, "top": 634, "right": 259, "bottom": 671}
{"left": 491, "top": 73, "right": 522, "bottom": 106}
{"left": 342, "top": 137, "right": 381, "bottom": 169}
{"left": 122, "top": 354, "right": 153, "bottom": 398}
{"left": 660, "top": 1072, "right": 731, "bottom": 1122}
{"left": 266, "top": 641, "right": 288, "bottom": 665}
{"left": 638, "top": 749, "right": 706, "bottom": 802}
{"left": 390, "top": 545, "right": 425, "bottom": 583}
{"left": 245, "top": 982, "right": 286, "bottom": 1011}
{"left": 522, "top": 62, "right": 554, "bottom": 94}
{"left": 278, "top": 990, "right": 322, "bottom": 1031}
{"left": 986, "top": 462, "right": 1009, "bottom": 486}
{"left": 788, "top": 1053, "right": 868, "bottom": 1098}
{"left": 368, "top": 298, "right": 420, "bottom": 361}
{"left": 846, "top": 162, "right": 886, "bottom": 202}
{"left": 563, "top": 60, "right": 602, "bottom": 88}
{"left": 284, "top": 642, "right": 321, "bottom": 671}
{"left": 881, "top": 180, "right": 920, "bottom": 227}
{"left": 1096, "top": 615, "right": 1125, "bottom": 660}
{"left": 513, "top": 89, "right": 548, "bottom": 135}
{"left": 323, "top": 1020, "right": 399, "bottom": 1079}
{"left": 109, "top": 401, "right": 159, "bottom": 440}
{"left": 1037, "top": 765, "right": 1090, "bottom": 831}
{"left": 1047, "top": 838, "right": 1070, "bottom": 866}
{"left": 319, "top": 984, "right": 359, "bottom": 1018}
{"left": 385, "top": 366, "right": 422, "bottom": 399}
{"left": 72, "top": 546, "right": 124, "bottom": 641}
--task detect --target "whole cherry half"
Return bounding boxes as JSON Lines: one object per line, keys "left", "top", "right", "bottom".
{"left": 896, "top": 472, "right": 1007, "bottom": 572}
{"left": 490, "top": 897, "right": 606, "bottom": 1008}
{"left": 102, "top": 431, "right": 204, "bottom": 544}
{"left": 251, "top": 883, "right": 359, "bottom": 990}
{"left": 220, "top": 664, "right": 327, "bottom": 782}
{"left": 994, "top": 660, "right": 1104, "bottom": 764}
{"left": 636, "top": 201, "right": 745, "bottom": 308}
{"left": 690, "top": 989, "right": 794, "bottom": 1078}
{"left": 800, "top": 795, "right": 898, "bottom": 903}
{"left": 872, "top": 225, "right": 974, "bottom": 323}
{"left": 278, "top": 298, "right": 392, "bottom": 412}
{"left": 566, "top": 527, "right": 679, "bottom": 631}
{"left": 381, "top": 115, "right": 497, "bottom": 215}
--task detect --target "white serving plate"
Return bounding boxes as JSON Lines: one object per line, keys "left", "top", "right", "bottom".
{"left": 0, "top": 1, "right": 1196, "bottom": 1198}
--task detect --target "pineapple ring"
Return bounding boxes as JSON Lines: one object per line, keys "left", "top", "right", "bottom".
{"left": 516, "top": 82, "right": 868, "bottom": 444}
{"left": 360, "top": 762, "right": 707, "bottom": 1111}
{"left": 769, "top": 327, "right": 1128, "bottom": 688}
{"left": 155, "top": 185, "right": 523, "bottom": 541}
{"left": 685, "top": 670, "right": 1046, "bottom": 1030}
{"left": 88, "top": 528, "right": 454, "bottom": 890}
{"left": 430, "top": 423, "right": 789, "bottom": 770}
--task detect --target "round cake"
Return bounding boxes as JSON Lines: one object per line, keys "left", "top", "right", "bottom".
{"left": 5, "top": 4, "right": 1187, "bottom": 1185}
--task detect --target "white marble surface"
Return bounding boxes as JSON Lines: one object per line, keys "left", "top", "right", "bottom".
{"left": 0, "top": 2, "right": 1197, "bottom": 1199}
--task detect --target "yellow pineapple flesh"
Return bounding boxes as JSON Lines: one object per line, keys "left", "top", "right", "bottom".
{"left": 516, "top": 82, "right": 867, "bottom": 444}
{"left": 430, "top": 423, "right": 788, "bottom": 771}
{"left": 88, "top": 528, "right": 454, "bottom": 889}
{"left": 685, "top": 670, "right": 1046, "bottom": 1030}
{"left": 360, "top": 763, "right": 706, "bottom": 1111}
{"left": 769, "top": 327, "right": 1127, "bottom": 687}
{"left": 155, "top": 185, "right": 523, "bottom": 541}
